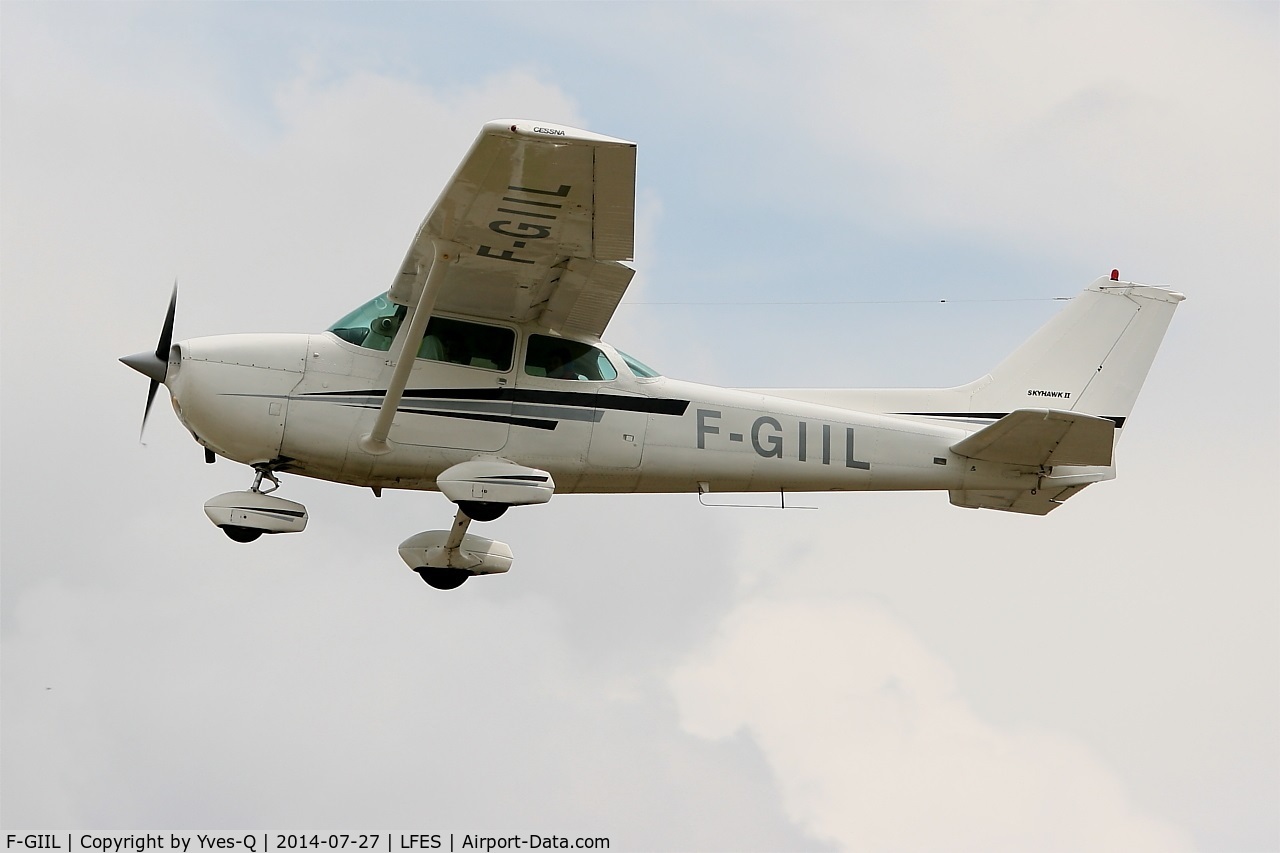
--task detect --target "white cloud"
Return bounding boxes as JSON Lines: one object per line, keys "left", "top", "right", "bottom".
{"left": 672, "top": 595, "right": 1193, "bottom": 852}
{"left": 773, "top": 4, "right": 1278, "bottom": 271}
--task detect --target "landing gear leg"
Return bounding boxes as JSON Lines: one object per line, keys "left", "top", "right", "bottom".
{"left": 250, "top": 466, "right": 281, "bottom": 495}
{"left": 414, "top": 509, "right": 474, "bottom": 589}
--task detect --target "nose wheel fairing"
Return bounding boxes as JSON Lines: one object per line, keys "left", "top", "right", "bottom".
{"left": 204, "top": 464, "right": 308, "bottom": 542}
{"left": 204, "top": 489, "right": 309, "bottom": 540}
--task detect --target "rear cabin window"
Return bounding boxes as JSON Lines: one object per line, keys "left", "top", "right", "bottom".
{"left": 327, "top": 295, "right": 514, "bottom": 371}
{"left": 524, "top": 335, "right": 617, "bottom": 381}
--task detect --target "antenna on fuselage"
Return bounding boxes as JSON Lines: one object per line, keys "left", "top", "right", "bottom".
{"left": 695, "top": 482, "right": 816, "bottom": 510}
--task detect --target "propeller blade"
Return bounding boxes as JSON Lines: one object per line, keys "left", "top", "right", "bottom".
{"left": 156, "top": 281, "right": 177, "bottom": 361}
{"left": 122, "top": 282, "right": 178, "bottom": 443}
{"left": 142, "top": 380, "right": 160, "bottom": 440}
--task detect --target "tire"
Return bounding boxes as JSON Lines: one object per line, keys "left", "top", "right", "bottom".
{"left": 415, "top": 567, "right": 470, "bottom": 590}
{"left": 222, "top": 525, "right": 263, "bottom": 543}
{"left": 457, "top": 501, "right": 508, "bottom": 522}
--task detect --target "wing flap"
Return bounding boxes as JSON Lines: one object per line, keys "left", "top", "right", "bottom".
{"left": 541, "top": 259, "right": 635, "bottom": 338}
{"left": 950, "top": 408, "right": 1115, "bottom": 467}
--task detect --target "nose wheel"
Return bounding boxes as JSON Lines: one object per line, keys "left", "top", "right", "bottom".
{"left": 218, "top": 468, "right": 280, "bottom": 541}
{"left": 222, "top": 525, "right": 264, "bottom": 543}
{"left": 204, "top": 465, "right": 308, "bottom": 542}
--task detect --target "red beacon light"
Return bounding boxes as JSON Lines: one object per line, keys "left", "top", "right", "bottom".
{"left": 1111, "top": 269, "right": 1120, "bottom": 281}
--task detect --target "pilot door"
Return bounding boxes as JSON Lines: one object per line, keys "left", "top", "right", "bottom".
{"left": 587, "top": 392, "right": 647, "bottom": 468}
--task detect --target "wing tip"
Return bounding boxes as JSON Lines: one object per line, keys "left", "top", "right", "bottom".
{"left": 484, "top": 119, "right": 635, "bottom": 147}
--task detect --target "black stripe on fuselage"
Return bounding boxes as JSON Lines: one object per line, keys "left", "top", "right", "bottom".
{"left": 329, "top": 402, "right": 559, "bottom": 431}
{"left": 897, "top": 412, "right": 1128, "bottom": 428}
{"left": 303, "top": 387, "right": 691, "bottom": 416}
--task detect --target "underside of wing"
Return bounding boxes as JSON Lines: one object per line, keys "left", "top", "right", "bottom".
{"left": 388, "top": 120, "right": 637, "bottom": 339}
{"left": 950, "top": 408, "right": 1116, "bottom": 468}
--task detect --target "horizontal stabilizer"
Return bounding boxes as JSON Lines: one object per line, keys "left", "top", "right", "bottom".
{"left": 949, "top": 482, "right": 1094, "bottom": 515}
{"left": 950, "top": 408, "right": 1115, "bottom": 468}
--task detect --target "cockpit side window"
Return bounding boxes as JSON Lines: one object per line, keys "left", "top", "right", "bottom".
{"left": 418, "top": 317, "right": 513, "bottom": 371}
{"left": 327, "top": 295, "right": 514, "bottom": 371}
{"left": 524, "top": 334, "right": 617, "bottom": 381}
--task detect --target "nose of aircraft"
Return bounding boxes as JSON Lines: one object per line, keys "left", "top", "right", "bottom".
{"left": 120, "top": 349, "right": 168, "bottom": 383}
{"left": 120, "top": 283, "right": 179, "bottom": 438}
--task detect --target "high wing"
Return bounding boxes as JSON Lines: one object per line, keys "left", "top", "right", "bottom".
{"left": 387, "top": 119, "right": 637, "bottom": 339}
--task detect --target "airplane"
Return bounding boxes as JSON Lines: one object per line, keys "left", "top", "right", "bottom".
{"left": 121, "top": 119, "right": 1185, "bottom": 590}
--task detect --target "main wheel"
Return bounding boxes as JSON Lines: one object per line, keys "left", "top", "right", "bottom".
{"left": 415, "top": 566, "right": 470, "bottom": 590}
{"left": 222, "top": 525, "right": 263, "bottom": 543}
{"left": 457, "top": 501, "right": 508, "bottom": 522}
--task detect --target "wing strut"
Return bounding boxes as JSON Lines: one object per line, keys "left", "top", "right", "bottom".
{"left": 359, "top": 240, "right": 459, "bottom": 455}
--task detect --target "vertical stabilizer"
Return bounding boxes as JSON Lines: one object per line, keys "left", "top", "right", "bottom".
{"left": 967, "top": 276, "right": 1184, "bottom": 427}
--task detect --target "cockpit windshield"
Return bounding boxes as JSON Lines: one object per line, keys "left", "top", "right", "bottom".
{"left": 328, "top": 294, "right": 402, "bottom": 351}
{"left": 618, "top": 350, "right": 662, "bottom": 378}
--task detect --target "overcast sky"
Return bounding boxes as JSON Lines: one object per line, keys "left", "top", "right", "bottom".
{"left": 2, "top": 3, "right": 1277, "bottom": 850}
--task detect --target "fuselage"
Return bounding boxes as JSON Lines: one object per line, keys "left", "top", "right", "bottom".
{"left": 164, "top": 321, "right": 1046, "bottom": 499}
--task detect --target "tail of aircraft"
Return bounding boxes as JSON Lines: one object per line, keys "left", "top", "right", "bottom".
{"left": 961, "top": 274, "right": 1184, "bottom": 428}
{"left": 942, "top": 273, "right": 1183, "bottom": 514}
{"left": 760, "top": 273, "right": 1185, "bottom": 514}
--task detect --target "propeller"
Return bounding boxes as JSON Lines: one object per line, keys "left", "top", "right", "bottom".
{"left": 120, "top": 282, "right": 178, "bottom": 439}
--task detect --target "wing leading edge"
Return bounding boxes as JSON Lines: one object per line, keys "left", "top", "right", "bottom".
{"left": 388, "top": 120, "right": 637, "bottom": 339}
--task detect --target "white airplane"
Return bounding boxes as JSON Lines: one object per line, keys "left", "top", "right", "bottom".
{"left": 122, "top": 119, "right": 1185, "bottom": 589}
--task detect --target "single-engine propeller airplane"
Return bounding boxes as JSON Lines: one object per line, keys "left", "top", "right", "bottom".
{"left": 122, "top": 119, "right": 1184, "bottom": 589}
